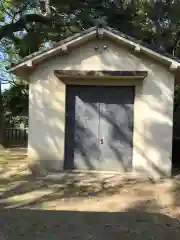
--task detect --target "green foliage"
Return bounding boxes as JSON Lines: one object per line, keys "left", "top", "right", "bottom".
{"left": 3, "top": 83, "right": 28, "bottom": 118}
{"left": 0, "top": 0, "right": 179, "bottom": 58}
{"left": 2, "top": 0, "right": 180, "bottom": 113}
{"left": 1, "top": 0, "right": 180, "bottom": 59}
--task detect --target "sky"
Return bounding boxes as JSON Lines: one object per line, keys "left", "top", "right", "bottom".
{"left": 0, "top": 13, "right": 12, "bottom": 91}
{"left": 0, "top": 44, "right": 11, "bottom": 91}
{"left": 0, "top": 7, "right": 53, "bottom": 91}
{"left": 0, "top": 12, "right": 24, "bottom": 91}
{"left": 0, "top": 64, "right": 10, "bottom": 91}
{"left": 0, "top": 12, "right": 45, "bottom": 91}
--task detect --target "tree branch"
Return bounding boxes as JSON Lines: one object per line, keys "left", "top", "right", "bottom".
{"left": 41, "top": 0, "right": 51, "bottom": 16}
{"left": 0, "top": 13, "right": 58, "bottom": 40}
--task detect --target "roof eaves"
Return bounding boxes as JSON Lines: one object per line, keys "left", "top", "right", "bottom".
{"left": 8, "top": 25, "right": 180, "bottom": 74}
{"left": 104, "top": 26, "right": 180, "bottom": 68}
{"left": 8, "top": 26, "right": 97, "bottom": 73}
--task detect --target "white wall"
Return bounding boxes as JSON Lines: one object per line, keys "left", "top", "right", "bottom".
{"left": 29, "top": 40, "right": 174, "bottom": 179}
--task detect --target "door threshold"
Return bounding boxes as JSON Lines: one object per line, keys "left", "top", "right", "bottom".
{"left": 63, "top": 169, "right": 145, "bottom": 179}
{"left": 65, "top": 169, "right": 130, "bottom": 174}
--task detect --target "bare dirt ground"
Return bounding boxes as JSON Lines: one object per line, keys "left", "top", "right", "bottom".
{"left": 0, "top": 150, "right": 180, "bottom": 239}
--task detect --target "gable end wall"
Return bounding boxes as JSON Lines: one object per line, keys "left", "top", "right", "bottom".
{"left": 29, "top": 39, "right": 174, "bottom": 179}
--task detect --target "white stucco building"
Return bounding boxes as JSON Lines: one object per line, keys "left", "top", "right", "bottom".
{"left": 9, "top": 26, "right": 180, "bottom": 179}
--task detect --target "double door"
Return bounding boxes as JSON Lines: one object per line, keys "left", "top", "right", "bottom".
{"left": 65, "top": 85, "right": 134, "bottom": 171}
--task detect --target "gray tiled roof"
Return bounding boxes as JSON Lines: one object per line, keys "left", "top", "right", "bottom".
{"left": 9, "top": 26, "right": 97, "bottom": 68}
{"left": 8, "top": 25, "right": 180, "bottom": 69}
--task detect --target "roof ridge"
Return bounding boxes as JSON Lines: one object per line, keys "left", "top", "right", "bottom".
{"left": 8, "top": 25, "right": 180, "bottom": 73}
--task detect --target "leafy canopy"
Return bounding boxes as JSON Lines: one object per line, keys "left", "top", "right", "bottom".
{"left": 1, "top": 0, "right": 180, "bottom": 59}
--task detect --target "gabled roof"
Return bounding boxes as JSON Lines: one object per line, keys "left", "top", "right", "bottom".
{"left": 8, "top": 26, "right": 180, "bottom": 75}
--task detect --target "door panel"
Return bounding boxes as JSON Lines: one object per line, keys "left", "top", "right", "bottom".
{"left": 99, "top": 87, "right": 134, "bottom": 170}
{"left": 72, "top": 86, "right": 100, "bottom": 169}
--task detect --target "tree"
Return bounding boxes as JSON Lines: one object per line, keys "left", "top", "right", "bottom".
{"left": 2, "top": 1, "right": 180, "bottom": 55}
{"left": 3, "top": 82, "right": 28, "bottom": 119}
{"left": 2, "top": 0, "right": 180, "bottom": 122}
{"left": 2, "top": 0, "right": 180, "bottom": 59}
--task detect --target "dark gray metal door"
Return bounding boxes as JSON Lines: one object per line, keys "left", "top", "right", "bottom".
{"left": 98, "top": 87, "right": 134, "bottom": 171}
{"left": 74, "top": 87, "right": 101, "bottom": 169}
{"left": 65, "top": 86, "right": 100, "bottom": 170}
{"left": 65, "top": 85, "right": 134, "bottom": 171}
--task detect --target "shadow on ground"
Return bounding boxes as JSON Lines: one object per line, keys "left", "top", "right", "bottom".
{"left": 0, "top": 207, "right": 180, "bottom": 239}
{"left": 0, "top": 172, "right": 151, "bottom": 208}
{"left": 0, "top": 173, "right": 180, "bottom": 239}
